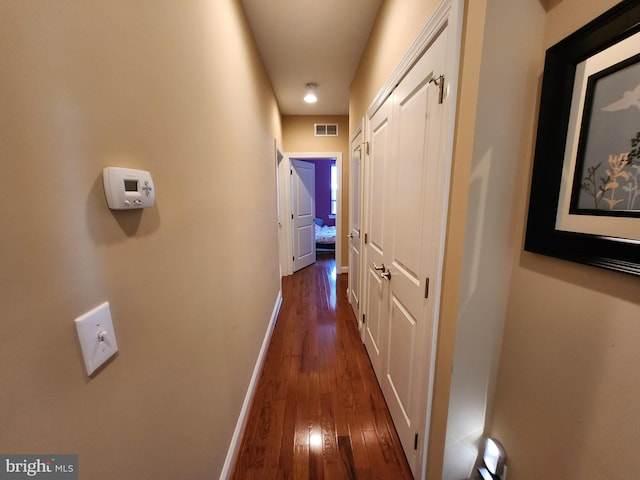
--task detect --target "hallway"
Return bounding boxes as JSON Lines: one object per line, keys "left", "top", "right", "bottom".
{"left": 232, "top": 256, "right": 413, "bottom": 479}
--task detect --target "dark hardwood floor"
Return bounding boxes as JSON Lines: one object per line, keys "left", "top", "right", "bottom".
{"left": 231, "top": 255, "right": 414, "bottom": 480}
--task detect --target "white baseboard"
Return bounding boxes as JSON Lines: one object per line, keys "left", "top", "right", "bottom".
{"left": 219, "top": 290, "right": 283, "bottom": 479}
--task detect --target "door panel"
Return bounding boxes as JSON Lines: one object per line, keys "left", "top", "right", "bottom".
{"left": 387, "top": 297, "right": 417, "bottom": 424}
{"left": 369, "top": 114, "right": 390, "bottom": 254}
{"left": 394, "top": 80, "right": 430, "bottom": 283}
{"left": 292, "top": 159, "right": 316, "bottom": 272}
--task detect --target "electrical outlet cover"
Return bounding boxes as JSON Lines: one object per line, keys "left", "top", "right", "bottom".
{"left": 75, "top": 302, "right": 119, "bottom": 376}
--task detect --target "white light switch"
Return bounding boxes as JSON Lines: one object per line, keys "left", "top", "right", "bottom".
{"left": 75, "top": 302, "right": 119, "bottom": 376}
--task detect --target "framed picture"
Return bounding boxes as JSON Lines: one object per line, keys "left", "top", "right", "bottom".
{"left": 525, "top": 0, "right": 640, "bottom": 276}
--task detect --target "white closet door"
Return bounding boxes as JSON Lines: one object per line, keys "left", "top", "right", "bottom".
{"left": 364, "top": 96, "right": 393, "bottom": 378}
{"left": 363, "top": 25, "right": 450, "bottom": 476}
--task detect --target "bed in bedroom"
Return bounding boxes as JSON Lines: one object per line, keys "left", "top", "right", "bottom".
{"left": 314, "top": 218, "right": 336, "bottom": 252}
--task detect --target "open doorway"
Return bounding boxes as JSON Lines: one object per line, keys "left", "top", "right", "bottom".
{"left": 303, "top": 158, "right": 337, "bottom": 261}
{"left": 277, "top": 152, "right": 343, "bottom": 276}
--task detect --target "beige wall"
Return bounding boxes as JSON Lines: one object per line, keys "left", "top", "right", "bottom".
{"left": 443, "top": 0, "right": 547, "bottom": 477}
{"left": 282, "top": 115, "right": 349, "bottom": 267}
{"left": 489, "top": 0, "right": 640, "bottom": 478}
{"left": 0, "top": 1, "right": 281, "bottom": 478}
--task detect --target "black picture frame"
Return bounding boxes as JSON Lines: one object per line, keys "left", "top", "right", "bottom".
{"left": 525, "top": 0, "right": 640, "bottom": 277}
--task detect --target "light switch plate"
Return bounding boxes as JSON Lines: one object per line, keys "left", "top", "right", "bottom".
{"left": 75, "top": 302, "right": 119, "bottom": 376}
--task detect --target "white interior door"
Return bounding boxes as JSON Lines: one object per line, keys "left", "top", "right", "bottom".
{"left": 363, "top": 27, "right": 449, "bottom": 476}
{"left": 348, "top": 124, "right": 364, "bottom": 325}
{"left": 291, "top": 159, "right": 316, "bottom": 272}
{"left": 383, "top": 30, "right": 447, "bottom": 471}
{"left": 364, "top": 97, "right": 393, "bottom": 377}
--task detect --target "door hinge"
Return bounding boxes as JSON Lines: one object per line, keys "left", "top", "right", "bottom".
{"left": 364, "top": 233, "right": 369, "bottom": 244}
{"left": 363, "top": 141, "right": 369, "bottom": 155}
{"left": 414, "top": 433, "right": 419, "bottom": 450}
{"left": 428, "top": 74, "right": 445, "bottom": 104}
{"left": 362, "top": 314, "right": 366, "bottom": 324}
{"left": 291, "top": 214, "right": 294, "bottom": 220}
{"left": 292, "top": 256, "right": 295, "bottom": 261}
{"left": 424, "top": 277, "right": 430, "bottom": 299}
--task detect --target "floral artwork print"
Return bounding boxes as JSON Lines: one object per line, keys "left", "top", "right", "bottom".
{"left": 580, "top": 133, "right": 640, "bottom": 211}
{"left": 572, "top": 56, "right": 640, "bottom": 216}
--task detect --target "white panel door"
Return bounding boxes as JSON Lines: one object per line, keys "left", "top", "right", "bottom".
{"left": 364, "top": 96, "right": 393, "bottom": 378}
{"left": 348, "top": 124, "right": 364, "bottom": 324}
{"left": 382, "top": 29, "right": 448, "bottom": 474}
{"left": 363, "top": 27, "right": 449, "bottom": 476}
{"left": 291, "top": 159, "right": 316, "bottom": 272}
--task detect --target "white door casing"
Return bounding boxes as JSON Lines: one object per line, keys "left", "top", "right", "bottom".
{"left": 275, "top": 142, "right": 287, "bottom": 280}
{"left": 291, "top": 159, "right": 316, "bottom": 272}
{"left": 280, "top": 153, "right": 344, "bottom": 276}
{"left": 348, "top": 122, "right": 364, "bottom": 326}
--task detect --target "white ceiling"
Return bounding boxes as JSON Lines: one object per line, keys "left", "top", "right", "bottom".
{"left": 241, "top": 0, "right": 383, "bottom": 116}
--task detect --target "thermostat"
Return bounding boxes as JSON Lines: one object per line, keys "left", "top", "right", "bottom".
{"left": 103, "top": 167, "right": 155, "bottom": 210}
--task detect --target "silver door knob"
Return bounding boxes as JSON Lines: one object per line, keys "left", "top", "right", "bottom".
{"left": 347, "top": 233, "right": 353, "bottom": 238}
{"left": 380, "top": 271, "right": 391, "bottom": 280}
{"left": 372, "top": 262, "right": 385, "bottom": 271}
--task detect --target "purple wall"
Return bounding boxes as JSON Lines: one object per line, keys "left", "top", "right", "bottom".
{"left": 304, "top": 159, "right": 335, "bottom": 226}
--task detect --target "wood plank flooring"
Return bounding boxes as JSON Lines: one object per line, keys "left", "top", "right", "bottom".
{"left": 231, "top": 256, "right": 414, "bottom": 480}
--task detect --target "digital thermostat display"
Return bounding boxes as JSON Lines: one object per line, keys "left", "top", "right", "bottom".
{"left": 103, "top": 167, "right": 155, "bottom": 210}
{"left": 124, "top": 179, "right": 138, "bottom": 192}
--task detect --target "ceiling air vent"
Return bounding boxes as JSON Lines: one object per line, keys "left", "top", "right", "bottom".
{"left": 314, "top": 123, "right": 339, "bottom": 136}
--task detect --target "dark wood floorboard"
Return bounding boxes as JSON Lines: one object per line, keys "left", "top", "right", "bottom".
{"left": 231, "top": 257, "right": 414, "bottom": 480}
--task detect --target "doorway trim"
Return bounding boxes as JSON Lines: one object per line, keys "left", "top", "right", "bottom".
{"left": 279, "top": 152, "right": 343, "bottom": 275}
{"left": 348, "top": 119, "right": 365, "bottom": 334}
{"left": 274, "top": 141, "right": 289, "bottom": 281}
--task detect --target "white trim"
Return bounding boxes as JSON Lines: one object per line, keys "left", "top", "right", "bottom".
{"left": 283, "top": 152, "right": 344, "bottom": 273}
{"left": 348, "top": 119, "right": 365, "bottom": 337}
{"left": 219, "top": 290, "right": 283, "bottom": 480}
{"left": 274, "top": 140, "right": 287, "bottom": 282}
{"left": 277, "top": 151, "right": 294, "bottom": 276}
